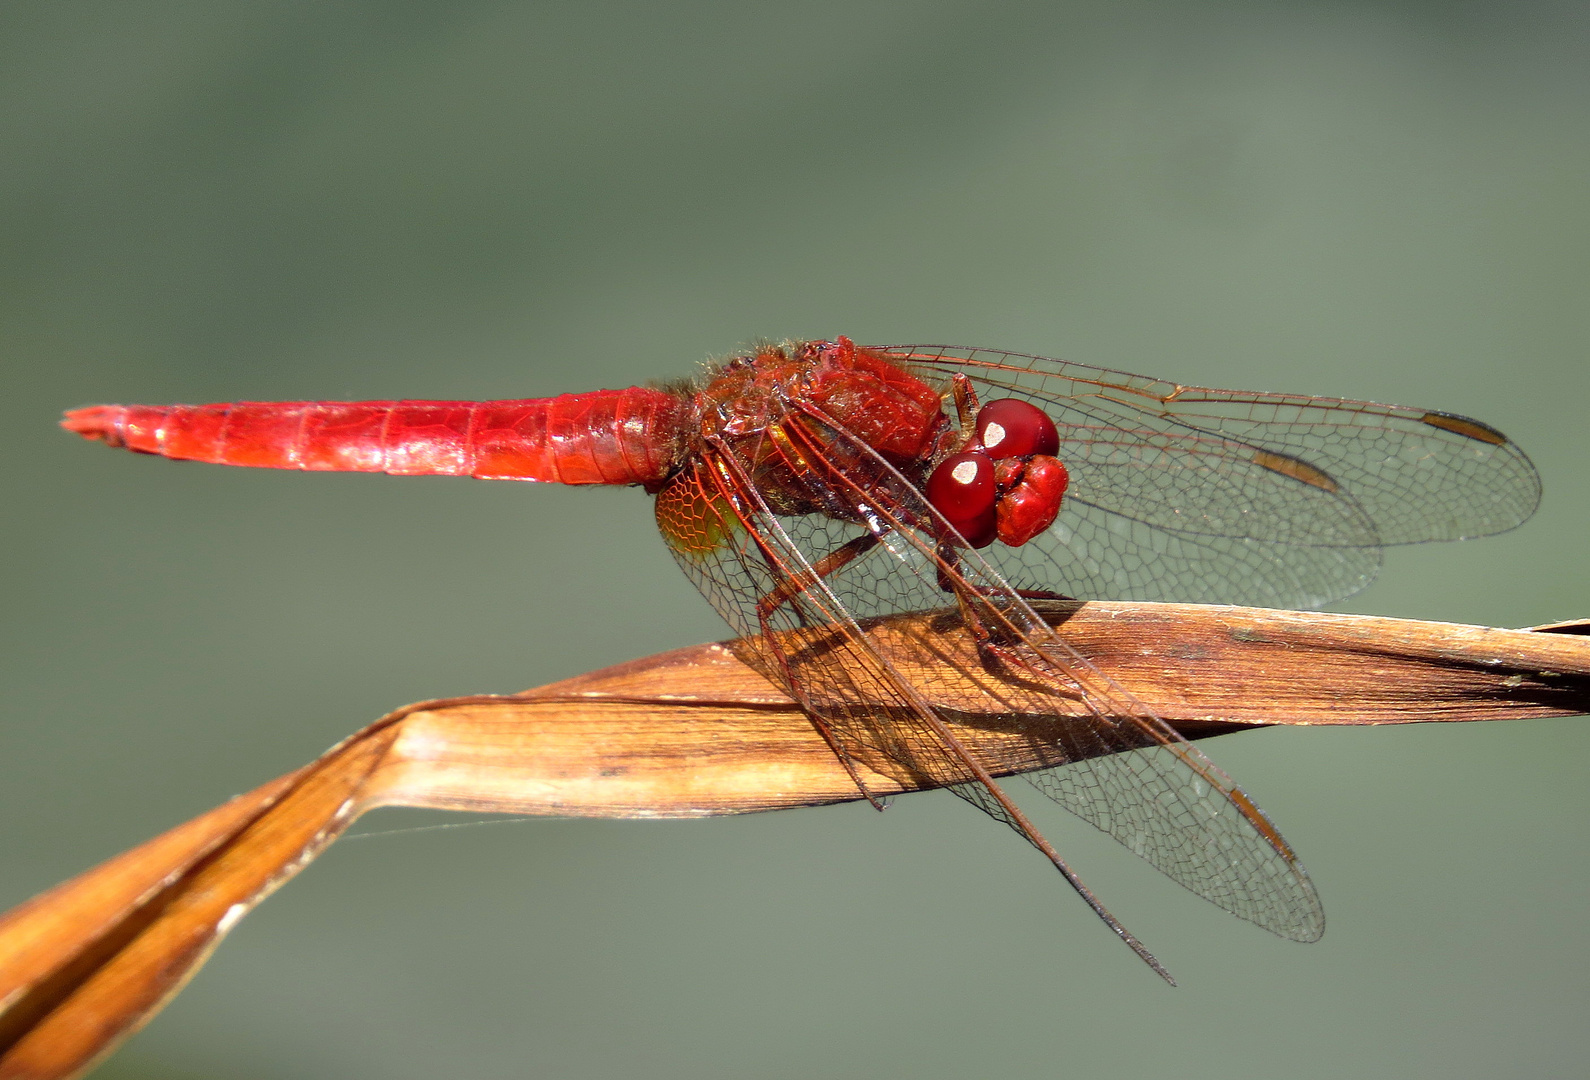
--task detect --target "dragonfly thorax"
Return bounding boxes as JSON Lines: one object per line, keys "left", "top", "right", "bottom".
{"left": 694, "top": 338, "right": 948, "bottom": 463}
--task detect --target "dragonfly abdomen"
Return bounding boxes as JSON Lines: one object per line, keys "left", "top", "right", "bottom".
{"left": 61, "top": 388, "right": 693, "bottom": 485}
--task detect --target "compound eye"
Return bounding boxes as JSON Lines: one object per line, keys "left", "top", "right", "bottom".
{"left": 975, "top": 398, "right": 1059, "bottom": 459}
{"left": 925, "top": 450, "right": 996, "bottom": 523}
{"left": 953, "top": 506, "right": 998, "bottom": 549}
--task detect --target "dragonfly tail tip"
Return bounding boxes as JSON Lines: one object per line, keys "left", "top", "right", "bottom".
{"left": 61, "top": 406, "right": 118, "bottom": 442}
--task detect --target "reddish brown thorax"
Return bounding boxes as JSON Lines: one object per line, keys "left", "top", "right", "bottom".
{"left": 693, "top": 337, "right": 947, "bottom": 467}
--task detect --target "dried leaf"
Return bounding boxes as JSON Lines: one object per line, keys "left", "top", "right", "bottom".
{"left": 2, "top": 601, "right": 1586, "bottom": 1079}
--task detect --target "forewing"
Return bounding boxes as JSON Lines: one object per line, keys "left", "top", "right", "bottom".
{"left": 655, "top": 409, "right": 1324, "bottom": 942}
{"left": 878, "top": 345, "right": 1540, "bottom": 607}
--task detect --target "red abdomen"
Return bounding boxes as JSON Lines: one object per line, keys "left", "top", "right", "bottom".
{"left": 62, "top": 388, "right": 693, "bottom": 486}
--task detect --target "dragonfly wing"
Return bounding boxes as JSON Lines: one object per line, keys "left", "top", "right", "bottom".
{"left": 880, "top": 345, "right": 1540, "bottom": 607}
{"left": 653, "top": 406, "right": 1324, "bottom": 943}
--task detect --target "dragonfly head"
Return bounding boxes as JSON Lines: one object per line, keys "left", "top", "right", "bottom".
{"left": 925, "top": 397, "right": 1068, "bottom": 549}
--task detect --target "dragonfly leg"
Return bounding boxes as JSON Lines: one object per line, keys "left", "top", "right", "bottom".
{"left": 753, "top": 533, "right": 879, "bottom": 626}
{"left": 1012, "top": 587, "right": 1078, "bottom": 602}
{"left": 933, "top": 537, "right": 968, "bottom": 596}
{"left": 931, "top": 545, "right": 1089, "bottom": 699}
{"left": 948, "top": 373, "right": 980, "bottom": 443}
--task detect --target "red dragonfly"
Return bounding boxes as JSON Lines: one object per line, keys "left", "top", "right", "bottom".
{"left": 63, "top": 337, "right": 1540, "bottom": 982}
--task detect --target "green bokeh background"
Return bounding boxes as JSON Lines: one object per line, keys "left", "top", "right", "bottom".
{"left": 3, "top": 2, "right": 1587, "bottom": 1077}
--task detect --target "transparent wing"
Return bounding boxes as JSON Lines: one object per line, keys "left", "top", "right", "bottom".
{"left": 652, "top": 405, "right": 1324, "bottom": 950}
{"left": 877, "top": 345, "right": 1541, "bottom": 608}
{"left": 993, "top": 504, "right": 1382, "bottom": 609}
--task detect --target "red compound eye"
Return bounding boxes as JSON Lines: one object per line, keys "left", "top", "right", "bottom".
{"left": 975, "top": 398, "right": 1059, "bottom": 459}
{"left": 925, "top": 451, "right": 997, "bottom": 542}
{"left": 952, "top": 505, "right": 998, "bottom": 549}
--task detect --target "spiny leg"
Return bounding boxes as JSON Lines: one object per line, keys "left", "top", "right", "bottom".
{"left": 753, "top": 533, "right": 879, "bottom": 627}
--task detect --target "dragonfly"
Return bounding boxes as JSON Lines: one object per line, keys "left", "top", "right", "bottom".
{"left": 62, "top": 337, "right": 1541, "bottom": 983}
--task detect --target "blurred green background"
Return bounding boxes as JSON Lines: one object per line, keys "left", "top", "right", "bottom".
{"left": 2, "top": 2, "right": 1587, "bottom": 1077}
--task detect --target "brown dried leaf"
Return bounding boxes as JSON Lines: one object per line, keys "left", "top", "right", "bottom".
{"left": 2, "top": 601, "right": 1586, "bottom": 1079}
